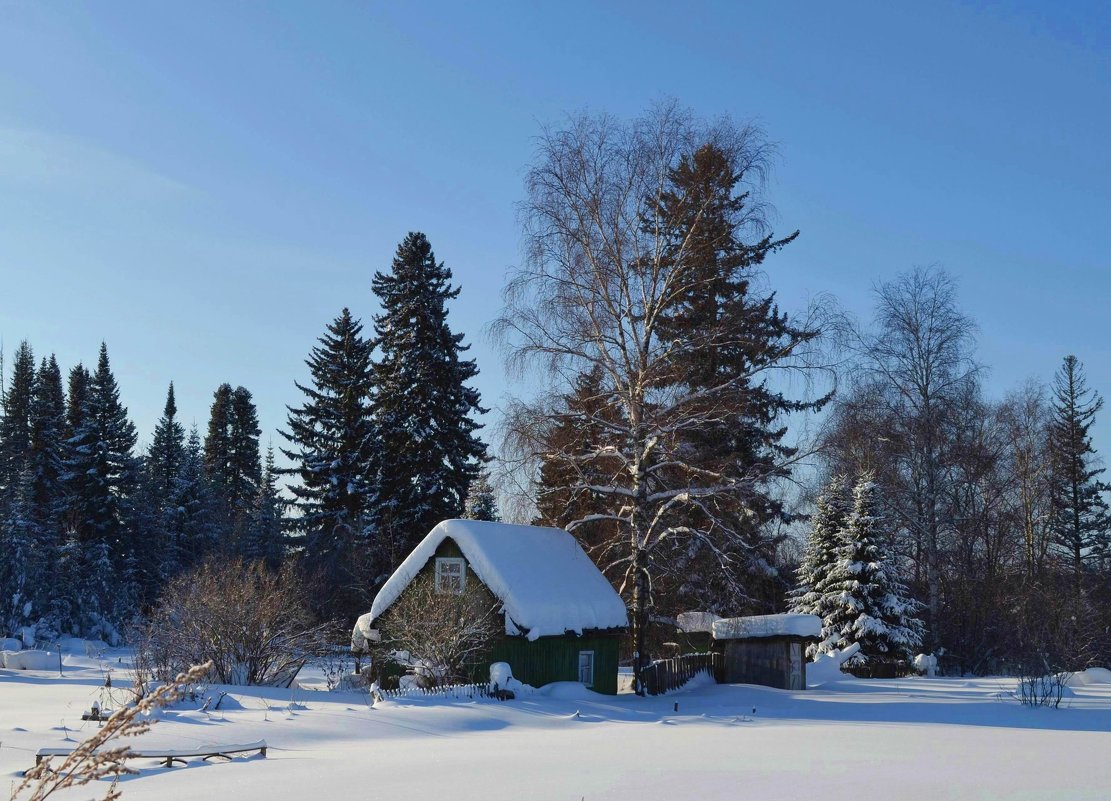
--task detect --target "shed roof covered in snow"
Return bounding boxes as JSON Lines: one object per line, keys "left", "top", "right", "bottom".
{"left": 676, "top": 611, "right": 721, "bottom": 633}
{"left": 711, "top": 613, "right": 821, "bottom": 641}
{"left": 357, "top": 520, "right": 628, "bottom": 642}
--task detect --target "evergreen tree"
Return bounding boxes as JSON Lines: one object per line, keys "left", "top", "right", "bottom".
{"left": 243, "top": 444, "right": 286, "bottom": 569}
{"left": 650, "top": 142, "right": 826, "bottom": 611}
{"left": 62, "top": 345, "right": 139, "bottom": 550}
{"left": 59, "top": 344, "right": 139, "bottom": 633}
{"left": 371, "top": 232, "right": 487, "bottom": 568}
{"left": 147, "top": 384, "right": 186, "bottom": 504}
{"left": 229, "top": 386, "right": 262, "bottom": 518}
{"left": 281, "top": 308, "right": 376, "bottom": 618}
{"left": 1048, "top": 355, "right": 1111, "bottom": 610}
{"left": 28, "top": 356, "right": 66, "bottom": 518}
{"left": 203, "top": 383, "right": 235, "bottom": 518}
{"left": 0, "top": 341, "right": 36, "bottom": 504}
{"left": 65, "top": 364, "right": 91, "bottom": 440}
{"left": 788, "top": 475, "right": 850, "bottom": 654}
{"left": 169, "top": 425, "right": 220, "bottom": 572}
{"left": 0, "top": 469, "right": 44, "bottom": 634}
{"left": 140, "top": 383, "right": 188, "bottom": 589}
{"left": 204, "top": 383, "right": 261, "bottom": 547}
{"left": 532, "top": 366, "right": 624, "bottom": 553}
{"left": 463, "top": 466, "right": 500, "bottom": 522}
{"left": 816, "top": 475, "right": 924, "bottom": 663}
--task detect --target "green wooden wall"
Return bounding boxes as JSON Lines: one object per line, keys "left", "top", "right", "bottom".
{"left": 487, "top": 633, "right": 621, "bottom": 695}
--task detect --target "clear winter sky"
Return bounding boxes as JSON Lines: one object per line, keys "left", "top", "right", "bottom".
{"left": 1, "top": 1, "right": 1108, "bottom": 460}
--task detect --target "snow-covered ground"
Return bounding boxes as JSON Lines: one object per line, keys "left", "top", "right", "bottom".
{"left": 3, "top": 649, "right": 1111, "bottom": 801}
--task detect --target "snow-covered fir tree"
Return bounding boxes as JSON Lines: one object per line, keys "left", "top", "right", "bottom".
{"left": 0, "top": 341, "right": 36, "bottom": 507}
{"left": 815, "top": 474, "right": 924, "bottom": 663}
{"left": 169, "top": 425, "right": 221, "bottom": 573}
{"left": 282, "top": 308, "right": 376, "bottom": 617}
{"left": 204, "top": 383, "right": 262, "bottom": 549}
{"left": 28, "top": 356, "right": 66, "bottom": 523}
{"left": 242, "top": 443, "right": 287, "bottom": 569}
{"left": 59, "top": 344, "right": 140, "bottom": 636}
{"left": 463, "top": 466, "right": 500, "bottom": 522}
{"left": 788, "top": 474, "right": 849, "bottom": 655}
{"left": 137, "top": 383, "right": 188, "bottom": 595}
{"left": 371, "top": 232, "right": 487, "bottom": 569}
{"left": 0, "top": 469, "right": 44, "bottom": 634}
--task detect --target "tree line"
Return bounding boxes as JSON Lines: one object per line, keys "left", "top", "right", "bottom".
{"left": 0, "top": 231, "right": 490, "bottom": 640}
{"left": 1, "top": 100, "right": 1105, "bottom": 684}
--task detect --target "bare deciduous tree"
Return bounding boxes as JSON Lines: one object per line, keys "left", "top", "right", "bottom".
{"left": 495, "top": 102, "right": 832, "bottom": 691}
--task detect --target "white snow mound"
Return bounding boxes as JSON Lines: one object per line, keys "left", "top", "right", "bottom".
{"left": 712, "top": 614, "right": 820, "bottom": 640}
{"left": 1068, "top": 667, "right": 1111, "bottom": 687}
{"left": 363, "top": 520, "right": 628, "bottom": 641}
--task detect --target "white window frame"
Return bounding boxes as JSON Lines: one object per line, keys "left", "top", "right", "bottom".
{"left": 434, "top": 557, "right": 466, "bottom": 594}
{"left": 577, "top": 650, "right": 595, "bottom": 687}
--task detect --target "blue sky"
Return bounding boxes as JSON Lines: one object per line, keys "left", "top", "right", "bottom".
{"left": 1, "top": 1, "right": 1108, "bottom": 457}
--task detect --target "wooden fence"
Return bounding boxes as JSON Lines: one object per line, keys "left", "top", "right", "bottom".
{"left": 641, "top": 652, "right": 723, "bottom": 696}
{"left": 376, "top": 681, "right": 492, "bottom": 701}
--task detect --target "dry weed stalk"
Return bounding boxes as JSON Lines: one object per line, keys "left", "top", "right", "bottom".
{"left": 10, "top": 661, "right": 213, "bottom": 801}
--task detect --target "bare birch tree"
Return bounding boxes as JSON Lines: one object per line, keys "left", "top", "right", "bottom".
{"left": 495, "top": 103, "right": 831, "bottom": 692}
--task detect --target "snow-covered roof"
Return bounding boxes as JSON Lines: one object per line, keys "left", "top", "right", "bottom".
{"left": 711, "top": 614, "right": 821, "bottom": 641}
{"left": 359, "top": 519, "right": 628, "bottom": 642}
{"left": 676, "top": 611, "right": 721, "bottom": 633}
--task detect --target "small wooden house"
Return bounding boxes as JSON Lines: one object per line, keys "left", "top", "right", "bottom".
{"left": 353, "top": 520, "right": 629, "bottom": 694}
{"left": 711, "top": 614, "right": 820, "bottom": 690}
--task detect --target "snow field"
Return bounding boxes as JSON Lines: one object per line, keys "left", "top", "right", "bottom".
{"left": 3, "top": 650, "right": 1111, "bottom": 801}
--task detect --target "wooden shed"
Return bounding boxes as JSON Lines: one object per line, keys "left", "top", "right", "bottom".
{"left": 711, "top": 614, "right": 821, "bottom": 690}
{"left": 353, "top": 520, "right": 629, "bottom": 694}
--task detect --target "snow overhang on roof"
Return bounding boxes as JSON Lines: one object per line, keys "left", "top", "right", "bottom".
{"left": 676, "top": 611, "right": 721, "bottom": 633}
{"left": 711, "top": 613, "right": 821, "bottom": 641}
{"left": 357, "top": 519, "right": 629, "bottom": 642}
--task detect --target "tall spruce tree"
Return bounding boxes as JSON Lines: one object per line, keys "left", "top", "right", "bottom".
{"left": 788, "top": 474, "right": 850, "bottom": 654}
{"left": 59, "top": 344, "right": 139, "bottom": 633}
{"left": 204, "top": 383, "right": 262, "bottom": 548}
{"left": 0, "top": 341, "right": 36, "bottom": 505}
{"left": 28, "top": 356, "right": 66, "bottom": 519}
{"left": 371, "top": 232, "right": 487, "bottom": 569}
{"left": 1048, "top": 355, "right": 1111, "bottom": 610}
{"left": 815, "top": 474, "right": 924, "bottom": 663}
{"left": 0, "top": 470, "right": 44, "bottom": 634}
{"left": 651, "top": 141, "right": 825, "bottom": 612}
{"left": 62, "top": 345, "right": 139, "bottom": 550}
{"left": 243, "top": 444, "right": 286, "bottom": 569}
{"left": 282, "top": 308, "right": 376, "bottom": 619}
{"left": 140, "top": 383, "right": 188, "bottom": 589}
{"left": 170, "top": 425, "right": 220, "bottom": 572}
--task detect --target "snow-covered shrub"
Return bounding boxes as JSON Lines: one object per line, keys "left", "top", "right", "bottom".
{"left": 913, "top": 653, "right": 938, "bottom": 677}
{"left": 135, "top": 558, "right": 334, "bottom": 687}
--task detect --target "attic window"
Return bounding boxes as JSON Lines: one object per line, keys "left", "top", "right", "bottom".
{"left": 435, "top": 557, "right": 466, "bottom": 594}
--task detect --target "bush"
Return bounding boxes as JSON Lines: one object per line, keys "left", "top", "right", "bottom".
{"left": 136, "top": 559, "right": 334, "bottom": 687}
{"left": 368, "top": 574, "right": 499, "bottom": 687}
